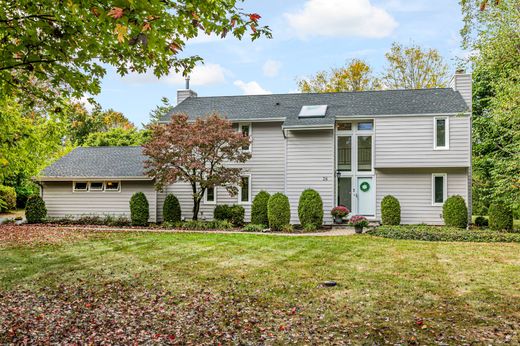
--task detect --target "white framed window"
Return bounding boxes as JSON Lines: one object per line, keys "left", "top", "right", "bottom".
{"left": 238, "top": 123, "right": 252, "bottom": 152}
{"left": 89, "top": 181, "right": 104, "bottom": 191}
{"left": 73, "top": 181, "right": 89, "bottom": 192}
{"left": 204, "top": 186, "right": 216, "bottom": 204}
{"left": 357, "top": 120, "right": 374, "bottom": 131}
{"left": 432, "top": 173, "right": 447, "bottom": 206}
{"left": 238, "top": 175, "right": 251, "bottom": 204}
{"left": 104, "top": 181, "right": 121, "bottom": 192}
{"left": 433, "top": 117, "right": 449, "bottom": 150}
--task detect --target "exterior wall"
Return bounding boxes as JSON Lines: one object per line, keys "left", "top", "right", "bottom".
{"left": 42, "top": 180, "right": 157, "bottom": 222}
{"left": 375, "top": 168, "right": 469, "bottom": 225}
{"left": 286, "top": 129, "right": 334, "bottom": 225}
{"left": 375, "top": 115, "right": 471, "bottom": 168}
{"left": 157, "top": 122, "right": 286, "bottom": 222}
{"left": 450, "top": 72, "right": 472, "bottom": 110}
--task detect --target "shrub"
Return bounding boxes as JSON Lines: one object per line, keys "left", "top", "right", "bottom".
{"left": 130, "top": 192, "right": 149, "bottom": 226}
{"left": 298, "top": 189, "right": 323, "bottom": 228}
{"left": 242, "top": 223, "right": 266, "bottom": 232}
{"left": 213, "top": 204, "right": 244, "bottom": 226}
{"left": 381, "top": 195, "right": 401, "bottom": 225}
{"left": 171, "top": 219, "right": 233, "bottom": 230}
{"left": 25, "top": 195, "right": 47, "bottom": 223}
{"left": 251, "top": 191, "right": 270, "bottom": 225}
{"left": 489, "top": 202, "right": 513, "bottom": 231}
{"left": 281, "top": 224, "right": 294, "bottom": 233}
{"left": 303, "top": 223, "right": 317, "bottom": 232}
{"left": 474, "top": 216, "right": 488, "bottom": 228}
{"left": 0, "top": 185, "right": 16, "bottom": 212}
{"left": 103, "top": 215, "right": 131, "bottom": 227}
{"left": 163, "top": 194, "right": 181, "bottom": 223}
{"left": 442, "top": 195, "right": 468, "bottom": 228}
{"left": 15, "top": 182, "right": 39, "bottom": 209}
{"left": 267, "top": 192, "right": 290, "bottom": 231}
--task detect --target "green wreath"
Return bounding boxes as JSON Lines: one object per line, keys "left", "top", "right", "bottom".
{"left": 360, "top": 182, "right": 370, "bottom": 192}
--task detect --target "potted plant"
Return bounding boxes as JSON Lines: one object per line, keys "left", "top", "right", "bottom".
{"left": 349, "top": 215, "right": 369, "bottom": 233}
{"left": 331, "top": 206, "right": 349, "bottom": 224}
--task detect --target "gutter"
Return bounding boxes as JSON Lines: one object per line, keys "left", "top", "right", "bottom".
{"left": 33, "top": 176, "right": 154, "bottom": 182}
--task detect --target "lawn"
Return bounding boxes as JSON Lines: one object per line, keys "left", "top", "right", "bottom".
{"left": 1, "top": 225, "right": 519, "bottom": 344}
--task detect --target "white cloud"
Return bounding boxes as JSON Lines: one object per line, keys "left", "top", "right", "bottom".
{"left": 233, "top": 80, "right": 271, "bottom": 95}
{"left": 122, "top": 63, "right": 227, "bottom": 86}
{"left": 284, "top": 0, "right": 398, "bottom": 39}
{"left": 262, "top": 59, "right": 282, "bottom": 77}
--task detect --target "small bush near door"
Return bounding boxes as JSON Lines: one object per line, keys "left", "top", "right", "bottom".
{"left": 489, "top": 202, "right": 513, "bottom": 231}
{"left": 298, "top": 189, "right": 323, "bottom": 228}
{"left": 442, "top": 195, "right": 468, "bottom": 228}
{"left": 267, "top": 193, "right": 290, "bottom": 231}
{"left": 130, "top": 192, "right": 149, "bottom": 226}
{"left": 251, "top": 190, "right": 270, "bottom": 225}
{"left": 163, "top": 194, "right": 181, "bottom": 223}
{"left": 0, "top": 185, "right": 16, "bottom": 212}
{"left": 214, "top": 204, "right": 245, "bottom": 226}
{"left": 25, "top": 196, "right": 47, "bottom": 223}
{"left": 381, "top": 195, "right": 401, "bottom": 225}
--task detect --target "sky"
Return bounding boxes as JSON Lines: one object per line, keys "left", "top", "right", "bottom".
{"left": 91, "top": 0, "right": 467, "bottom": 126}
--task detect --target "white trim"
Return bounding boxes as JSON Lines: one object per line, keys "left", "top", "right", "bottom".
{"left": 282, "top": 125, "right": 334, "bottom": 130}
{"left": 37, "top": 176, "right": 152, "bottom": 181}
{"left": 433, "top": 116, "right": 450, "bottom": 150}
{"left": 238, "top": 174, "right": 252, "bottom": 205}
{"left": 431, "top": 173, "right": 448, "bottom": 206}
{"left": 335, "top": 112, "right": 470, "bottom": 119}
{"left": 204, "top": 186, "right": 217, "bottom": 204}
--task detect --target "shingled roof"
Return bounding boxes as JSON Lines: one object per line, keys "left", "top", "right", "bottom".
{"left": 38, "top": 146, "right": 149, "bottom": 179}
{"left": 161, "top": 88, "right": 469, "bottom": 127}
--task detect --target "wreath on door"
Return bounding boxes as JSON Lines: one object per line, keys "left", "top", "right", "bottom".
{"left": 360, "top": 181, "right": 370, "bottom": 192}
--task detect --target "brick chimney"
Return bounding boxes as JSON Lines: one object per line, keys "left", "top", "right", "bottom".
{"left": 177, "top": 76, "right": 197, "bottom": 105}
{"left": 450, "top": 69, "right": 472, "bottom": 111}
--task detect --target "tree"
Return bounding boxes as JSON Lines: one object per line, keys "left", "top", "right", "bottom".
{"left": 149, "top": 97, "right": 174, "bottom": 124}
{"left": 381, "top": 42, "right": 450, "bottom": 89}
{"left": 297, "top": 59, "right": 381, "bottom": 93}
{"left": 0, "top": 1, "right": 271, "bottom": 105}
{"left": 143, "top": 114, "right": 251, "bottom": 220}
{"left": 83, "top": 127, "right": 150, "bottom": 147}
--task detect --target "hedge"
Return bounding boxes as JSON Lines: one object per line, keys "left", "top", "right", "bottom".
{"left": 25, "top": 195, "right": 47, "bottom": 223}
{"left": 298, "top": 189, "right": 323, "bottom": 228}
{"left": 267, "top": 193, "right": 290, "bottom": 231}
{"left": 367, "top": 225, "right": 520, "bottom": 243}
{"left": 489, "top": 202, "right": 513, "bottom": 231}
{"left": 163, "top": 194, "right": 181, "bottom": 223}
{"left": 474, "top": 216, "right": 488, "bottom": 228}
{"left": 442, "top": 195, "right": 468, "bottom": 228}
{"left": 130, "top": 192, "right": 149, "bottom": 226}
{"left": 214, "top": 204, "right": 245, "bottom": 226}
{"left": 251, "top": 191, "right": 270, "bottom": 225}
{"left": 381, "top": 195, "right": 400, "bottom": 225}
{"left": 0, "top": 185, "right": 16, "bottom": 212}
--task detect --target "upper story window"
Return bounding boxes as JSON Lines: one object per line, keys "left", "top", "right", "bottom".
{"left": 337, "top": 122, "right": 352, "bottom": 131}
{"left": 432, "top": 173, "right": 447, "bottom": 206}
{"left": 89, "top": 182, "right": 104, "bottom": 191}
{"left": 434, "top": 117, "right": 449, "bottom": 150}
{"left": 73, "top": 181, "right": 88, "bottom": 192}
{"left": 237, "top": 123, "right": 252, "bottom": 152}
{"left": 357, "top": 121, "right": 373, "bottom": 131}
{"left": 104, "top": 181, "right": 120, "bottom": 192}
{"left": 205, "top": 186, "right": 216, "bottom": 204}
{"left": 337, "top": 136, "right": 352, "bottom": 171}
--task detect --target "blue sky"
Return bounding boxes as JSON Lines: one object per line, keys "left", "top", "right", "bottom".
{"left": 91, "top": 0, "right": 466, "bottom": 126}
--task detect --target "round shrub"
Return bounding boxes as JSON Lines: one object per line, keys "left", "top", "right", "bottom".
{"left": 474, "top": 216, "right": 488, "bottom": 228}
{"left": 489, "top": 202, "right": 513, "bottom": 231}
{"left": 0, "top": 185, "right": 16, "bottom": 212}
{"left": 442, "top": 195, "right": 468, "bottom": 228}
{"left": 251, "top": 191, "right": 270, "bottom": 225}
{"left": 298, "top": 189, "right": 323, "bottom": 228}
{"left": 267, "top": 192, "right": 291, "bottom": 231}
{"left": 213, "top": 204, "right": 244, "bottom": 226}
{"left": 163, "top": 194, "right": 181, "bottom": 223}
{"left": 381, "top": 195, "right": 401, "bottom": 225}
{"left": 25, "top": 195, "right": 47, "bottom": 223}
{"left": 130, "top": 192, "right": 149, "bottom": 226}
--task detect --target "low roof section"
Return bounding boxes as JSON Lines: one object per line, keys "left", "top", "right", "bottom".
{"left": 36, "top": 146, "right": 150, "bottom": 181}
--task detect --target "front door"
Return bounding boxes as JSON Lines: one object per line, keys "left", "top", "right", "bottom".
{"left": 357, "top": 177, "right": 375, "bottom": 216}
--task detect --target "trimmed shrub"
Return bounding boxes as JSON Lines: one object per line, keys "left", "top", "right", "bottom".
{"left": 381, "top": 195, "right": 401, "bottom": 225}
{"left": 267, "top": 192, "right": 290, "bottom": 231}
{"left": 213, "top": 204, "right": 244, "bottom": 226}
{"left": 442, "top": 195, "right": 468, "bottom": 228}
{"left": 251, "top": 190, "right": 270, "bottom": 225}
{"left": 163, "top": 194, "right": 181, "bottom": 223}
{"left": 489, "top": 202, "right": 513, "bottom": 231}
{"left": 242, "top": 223, "right": 266, "bottom": 232}
{"left": 0, "top": 185, "right": 16, "bottom": 212}
{"left": 25, "top": 195, "right": 47, "bottom": 223}
{"left": 298, "top": 189, "right": 323, "bottom": 228}
{"left": 130, "top": 192, "right": 149, "bottom": 226}
{"left": 474, "top": 216, "right": 488, "bottom": 228}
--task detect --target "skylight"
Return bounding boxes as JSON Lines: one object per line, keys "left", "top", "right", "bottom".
{"left": 299, "top": 105, "right": 327, "bottom": 117}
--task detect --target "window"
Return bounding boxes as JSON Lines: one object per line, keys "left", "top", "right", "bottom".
{"left": 337, "top": 136, "right": 352, "bottom": 171}
{"left": 336, "top": 122, "right": 352, "bottom": 131}
{"left": 434, "top": 117, "right": 449, "bottom": 149}
{"left": 357, "top": 136, "right": 372, "bottom": 172}
{"left": 205, "top": 186, "right": 216, "bottom": 204}
{"left": 105, "top": 181, "right": 120, "bottom": 191}
{"left": 73, "top": 182, "right": 88, "bottom": 191}
{"left": 239, "top": 176, "right": 251, "bottom": 203}
{"left": 432, "top": 174, "right": 447, "bottom": 206}
{"left": 89, "top": 182, "right": 104, "bottom": 191}
{"left": 238, "top": 123, "right": 252, "bottom": 151}
{"left": 357, "top": 121, "right": 373, "bottom": 131}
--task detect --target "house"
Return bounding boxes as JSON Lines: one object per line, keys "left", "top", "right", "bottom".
{"left": 36, "top": 71, "right": 472, "bottom": 225}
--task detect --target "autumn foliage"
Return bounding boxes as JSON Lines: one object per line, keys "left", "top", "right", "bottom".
{"left": 143, "top": 114, "right": 251, "bottom": 220}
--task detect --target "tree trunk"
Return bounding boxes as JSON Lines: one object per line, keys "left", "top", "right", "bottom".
{"left": 192, "top": 199, "right": 200, "bottom": 220}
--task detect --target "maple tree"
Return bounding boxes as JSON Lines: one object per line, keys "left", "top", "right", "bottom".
{"left": 143, "top": 114, "right": 251, "bottom": 220}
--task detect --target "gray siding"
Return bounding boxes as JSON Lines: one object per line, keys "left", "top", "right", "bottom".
{"left": 157, "top": 122, "right": 286, "bottom": 222}
{"left": 375, "top": 115, "right": 471, "bottom": 168}
{"left": 450, "top": 73, "right": 472, "bottom": 110}
{"left": 42, "top": 180, "right": 157, "bottom": 222}
{"left": 286, "top": 129, "right": 334, "bottom": 224}
{"left": 376, "top": 168, "right": 468, "bottom": 225}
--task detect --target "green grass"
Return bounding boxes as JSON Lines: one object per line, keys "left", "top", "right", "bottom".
{"left": 1, "top": 231, "right": 520, "bottom": 343}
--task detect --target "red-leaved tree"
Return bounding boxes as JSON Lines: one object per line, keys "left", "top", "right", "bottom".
{"left": 143, "top": 113, "right": 251, "bottom": 220}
